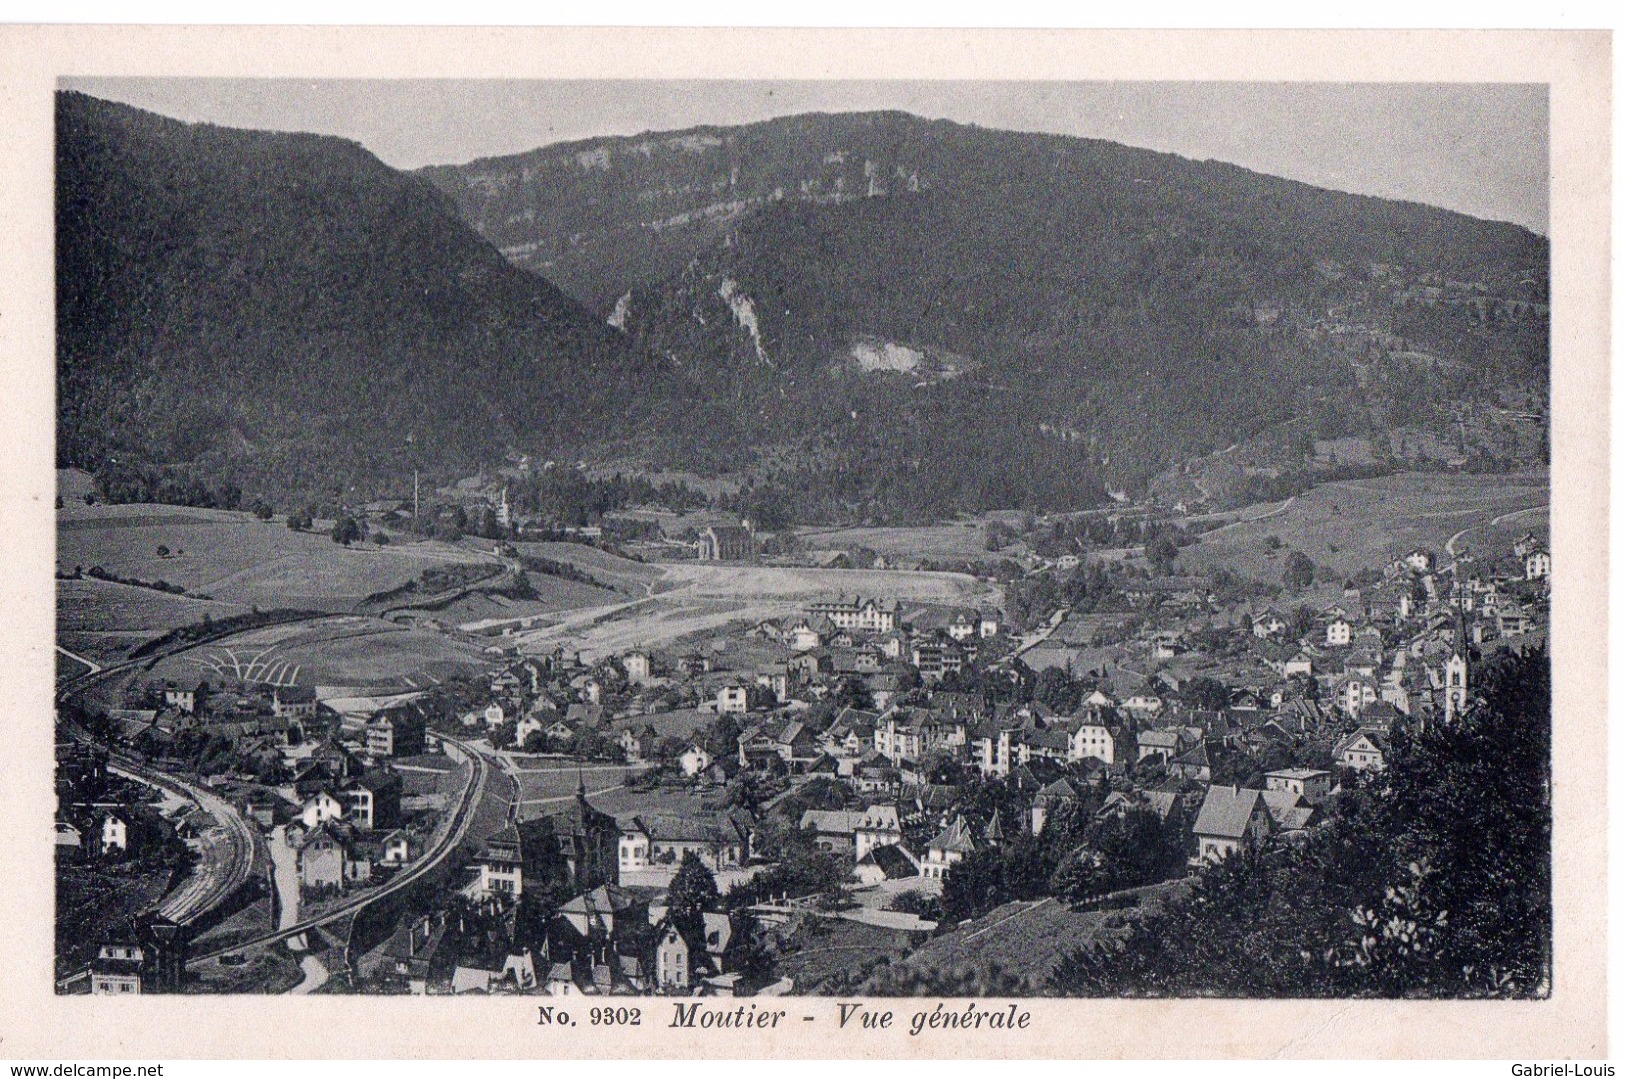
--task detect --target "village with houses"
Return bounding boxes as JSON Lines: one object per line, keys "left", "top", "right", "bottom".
{"left": 56, "top": 492, "right": 1551, "bottom": 996}
{"left": 44, "top": 77, "right": 1561, "bottom": 1018}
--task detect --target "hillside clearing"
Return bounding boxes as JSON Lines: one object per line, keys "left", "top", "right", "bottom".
{"left": 141, "top": 616, "right": 492, "bottom": 695}
{"left": 59, "top": 501, "right": 493, "bottom": 612}
{"left": 1178, "top": 472, "right": 1548, "bottom": 582}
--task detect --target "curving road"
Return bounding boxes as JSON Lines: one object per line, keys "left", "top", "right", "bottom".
{"left": 105, "top": 756, "right": 259, "bottom": 926}
{"left": 187, "top": 733, "right": 492, "bottom": 969}
{"left": 57, "top": 630, "right": 290, "bottom": 934}
{"left": 54, "top": 611, "right": 351, "bottom": 988}
{"left": 1445, "top": 503, "right": 1548, "bottom": 558}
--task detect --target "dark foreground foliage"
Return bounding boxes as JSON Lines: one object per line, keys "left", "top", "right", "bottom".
{"left": 1047, "top": 647, "right": 1550, "bottom": 997}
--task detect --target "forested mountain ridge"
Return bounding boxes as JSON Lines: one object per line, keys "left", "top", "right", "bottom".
{"left": 419, "top": 110, "right": 959, "bottom": 315}
{"left": 57, "top": 97, "right": 1548, "bottom": 521}
{"left": 426, "top": 111, "right": 1549, "bottom": 503}
{"left": 57, "top": 91, "right": 680, "bottom": 506}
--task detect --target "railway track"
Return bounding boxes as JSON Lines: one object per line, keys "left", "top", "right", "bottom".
{"left": 53, "top": 611, "right": 333, "bottom": 990}
{"left": 54, "top": 612, "right": 496, "bottom": 988}
{"left": 104, "top": 755, "right": 260, "bottom": 926}
{"left": 187, "top": 734, "right": 490, "bottom": 968}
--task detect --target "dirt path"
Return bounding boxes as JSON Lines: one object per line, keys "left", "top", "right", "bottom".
{"left": 1446, "top": 503, "right": 1548, "bottom": 557}
{"left": 960, "top": 897, "right": 1056, "bottom": 942}
{"left": 55, "top": 644, "right": 103, "bottom": 675}
{"left": 1192, "top": 496, "right": 1298, "bottom": 537}
{"left": 517, "top": 782, "right": 629, "bottom": 809}
{"left": 269, "top": 826, "right": 300, "bottom": 931}
{"left": 288, "top": 954, "right": 329, "bottom": 995}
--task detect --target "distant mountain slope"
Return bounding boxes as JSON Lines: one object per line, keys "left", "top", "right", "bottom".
{"left": 426, "top": 111, "right": 1549, "bottom": 499}
{"left": 57, "top": 91, "right": 674, "bottom": 505}
{"left": 58, "top": 98, "right": 1548, "bottom": 525}
{"left": 419, "top": 111, "right": 959, "bottom": 314}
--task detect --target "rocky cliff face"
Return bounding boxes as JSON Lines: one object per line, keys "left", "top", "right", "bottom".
{"left": 65, "top": 95, "right": 1548, "bottom": 520}
{"left": 425, "top": 110, "right": 1548, "bottom": 506}
{"left": 418, "top": 111, "right": 951, "bottom": 314}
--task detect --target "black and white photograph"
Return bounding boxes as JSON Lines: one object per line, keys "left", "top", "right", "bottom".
{"left": 47, "top": 71, "right": 1561, "bottom": 1001}
{"left": 1, "top": 22, "right": 1608, "bottom": 1062}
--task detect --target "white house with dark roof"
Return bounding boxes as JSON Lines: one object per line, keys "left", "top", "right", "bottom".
{"left": 1325, "top": 616, "right": 1353, "bottom": 647}
{"left": 298, "top": 789, "right": 346, "bottom": 830}
{"left": 920, "top": 815, "right": 979, "bottom": 886}
{"left": 799, "top": 804, "right": 902, "bottom": 861}
{"left": 1192, "top": 785, "right": 1272, "bottom": 863}
{"left": 1136, "top": 728, "right": 1184, "bottom": 763}
{"left": 1067, "top": 713, "right": 1120, "bottom": 765}
{"left": 678, "top": 743, "right": 713, "bottom": 778}
{"left": 806, "top": 596, "right": 898, "bottom": 634}
{"left": 1335, "top": 729, "right": 1388, "bottom": 772}
{"left": 1403, "top": 548, "right": 1435, "bottom": 574}
{"left": 100, "top": 812, "right": 129, "bottom": 854}
{"left": 716, "top": 684, "right": 750, "bottom": 715}
{"left": 618, "top": 808, "right": 754, "bottom": 876}
{"left": 1264, "top": 768, "right": 1334, "bottom": 803}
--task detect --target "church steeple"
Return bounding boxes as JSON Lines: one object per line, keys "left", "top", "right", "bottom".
{"left": 1445, "top": 572, "right": 1470, "bottom": 725}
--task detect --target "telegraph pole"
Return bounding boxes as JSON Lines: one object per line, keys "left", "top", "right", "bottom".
{"left": 407, "top": 431, "right": 419, "bottom": 522}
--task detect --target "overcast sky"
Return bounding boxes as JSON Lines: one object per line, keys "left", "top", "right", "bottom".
{"left": 61, "top": 78, "right": 1549, "bottom": 233}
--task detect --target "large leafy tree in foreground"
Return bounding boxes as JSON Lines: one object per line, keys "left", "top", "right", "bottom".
{"left": 1048, "top": 647, "right": 1550, "bottom": 997}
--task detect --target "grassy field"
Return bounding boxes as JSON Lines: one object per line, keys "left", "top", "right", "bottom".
{"left": 1179, "top": 472, "right": 1549, "bottom": 582}
{"left": 660, "top": 563, "right": 997, "bottom": 605}
{"left": 58, "top": 577, "right": 251, "bottom": 633}
{"left": 1052, "top": 612, "right": 1134, "bottom": 646}
{"left": 775, "top": 916, "right": 917, "bottom": 993}
{"left": 883, "top": 898, "right": 1119, "bottom": 992}
{"left": 143, "top": 615, "right": 493, "bottom": 694}
{"left": 605, "top": 709, "right": 714, "bottom": 742}
{"left": 56, "top": 649, "right": 94, "bottom": 681}
{"left": 60, "top": 631, "right": 161, "bottom": 670}
{"left": 795, "top": 515, "right": 1027, "bottom": 564}
{"left": 185, "top": 946, "right": 303, "bottom": 994}
{"left": 59, "top": 496, "right": 492, "bottom": 613}
{"left": 432, "top": 578, "right": 625, "bottom": 629}
{"left": 1449, "top": 505, "right": 1549, "bottom": 566}
{"left": 512, "top": 541, "right": 665, "bottom": 592}
{"left": 509, "top": 560, "right": 998, "bottom": 662}
{"left": 511, "top": 762, "right": 646, "bottom": 818}
{"left": 58, "top": 576, "right": 253, "bottom": 665}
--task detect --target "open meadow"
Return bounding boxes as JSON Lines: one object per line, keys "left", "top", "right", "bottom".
{"left": 59, "top": 490, "right": 494, "bottom": 614}
{"left": 875, "top": 897, "right": 1120, "bottom": 992}
{"left": 58, "top": 578, "right": 253, "bottom": 666}
{"left": 775, "top": 916, "right": 917, "bottom": 993}
{"left": 142, "top": 615, "right": 493, "bottom": 696}
{"left": 508, "top": 761, "right": 648, "bottom": 818}
{"left": 1178, "top": 471, "right": 1549, "bottom": 582}
{"left": 794, "top": 514, "right": 1028, "bottom": 565}
{"left": 430, "top": 577, "right": 623, "bottom": 629}
{"left": 510, "top": 540, "right": 665, "bottom": 593}
{"left": 507, "top": 561, "right": 999, "bottom": 661}
{"left": 659, "top": 563, "right": 998, "bottom": 604}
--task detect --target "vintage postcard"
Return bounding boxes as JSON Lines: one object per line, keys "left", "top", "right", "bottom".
{"left": 0, "top": 24, "right": 1609, "bottom": 1059}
